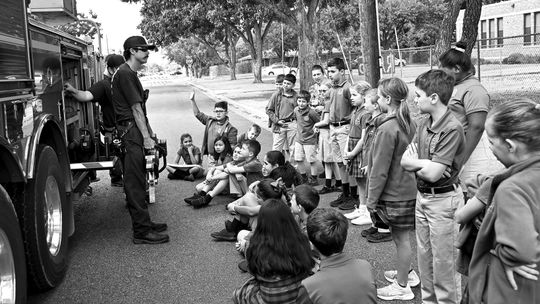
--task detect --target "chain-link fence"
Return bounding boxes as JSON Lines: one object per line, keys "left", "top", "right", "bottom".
{"left": 473, "top": 34, "right": 540, "bottom": 106}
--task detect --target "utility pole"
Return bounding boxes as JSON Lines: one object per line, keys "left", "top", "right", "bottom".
{"left": 358, "top": 0, "right": 381, "bottom": 87}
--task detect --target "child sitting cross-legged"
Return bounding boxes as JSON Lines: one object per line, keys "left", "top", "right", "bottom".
{"left": 190, "top": 139, "right": 263, "bottom": 208}
{"left": 298, "top": 208, "right": 377, "bottom": 304}
{"left": 184, "top": 135, "right": 234, "bottom": 207}
{"left": 238, "top": 124, "right": 261, "bottom": 143}
{"left": 166, "top": 133, "right": 204, "bottom": 181}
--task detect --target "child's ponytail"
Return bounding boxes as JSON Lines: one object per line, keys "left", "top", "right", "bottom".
{"left": 378, "top": 77, "right": 412, "bottom": 136}
{"left": 396, "top": 99, "right": 412, "bottom": 136}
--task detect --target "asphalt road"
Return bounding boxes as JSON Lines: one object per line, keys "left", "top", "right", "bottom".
{"left": 29, "top": 81, "right": 421, "bottom": 304}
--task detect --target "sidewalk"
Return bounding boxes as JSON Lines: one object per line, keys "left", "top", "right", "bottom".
{"left": 188, "top": 73, "right": 277, "bottom": 131}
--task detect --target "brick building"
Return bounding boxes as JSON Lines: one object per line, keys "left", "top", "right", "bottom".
{"left": 456, "top": 0, "right": 540, "bottom": 59}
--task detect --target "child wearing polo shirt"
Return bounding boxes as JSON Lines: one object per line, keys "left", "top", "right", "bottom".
{"left": 237, "top": 124, "right": 261, "bottom": 143}
{"left": 294, "top": 90, "right": 321, "bottom": 185}
{"left": 300, "top": 208, "right": 377, "bottom": 304}
{"left": 324, "top": 58, "right": 354, "bottom": 209}
{"left": 189, "top": 91, "right": 238, "bottom": 159}
{"left": 401, "top": 70, "right": 466, "bottom": 304}
{"left": 266, "top": 74, "right": 298, "bottom": 159}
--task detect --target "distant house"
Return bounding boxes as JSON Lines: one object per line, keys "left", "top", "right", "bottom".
{"left": 456, "top": 0, "right": 540, "bottom": 59}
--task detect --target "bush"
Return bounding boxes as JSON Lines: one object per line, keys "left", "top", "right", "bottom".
{"left": 502, "top": 53, "right": 540, "bottom": 64}
{"left": 236, "top": 61, "right": 252, "bottom": 74}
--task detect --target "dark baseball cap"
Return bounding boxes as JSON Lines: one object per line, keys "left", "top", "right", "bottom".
{"left": 106, "top": 54, "right": 125, "bottom": 68}
{"left": 123, "top": 36, "right": 157, "bottom": 51}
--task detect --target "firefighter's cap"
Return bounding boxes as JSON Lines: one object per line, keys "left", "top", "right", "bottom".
{"left": 105, "top": 54, "right": 125, "bottom": 68}
{"left": 123, "top": 36, "right": 156, "bottom": 51}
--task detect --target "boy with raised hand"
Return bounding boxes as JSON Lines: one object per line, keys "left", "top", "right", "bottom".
{"left": 298, "top": 208, "right": 377, "bottom": 304}
{"left": 401, "top": 69, "right": 466, "bottom": 304}
{"left": 324, "top": 58, "right": 354, "bottom": 208}
{"left": 293, "top": 90, "right": 321, "bottom": 185}
{"left": 266, "top": 73, "right": 298, "bottom": 159}
{"left": 189, "top": 91, "right": 238, "bottom": 159}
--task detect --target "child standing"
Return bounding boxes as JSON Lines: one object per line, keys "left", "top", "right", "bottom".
{"left": 189, "top": 91, "right": 238, "bottom": 160}
{"left": 266, "top": 74, "right": 298, "bottom": 159}
{"left": 400, "top": 70, "right": 465, "bottom": 303}
{"left": 314, "top": 81, "right": 342, "bottom": 194}
{"left": 293, "top": 90, "right": 321, "bottom": 186}
{"left": 238, "top": 124, "right": 261, "bottom": 143}
{"left": 166, "top": 133, "right": 204, "bottom": 181}
{"left": 349, "top": 90, "right": 391, "bottom": 239}
{"left": 367, "top": 78, "right": 417, "bottom": 301}
{"left": 464, "top": 99, "right": 540, "bottom": 304}
{"left": 340, "top": 82, "right": 372, "bottom": 211}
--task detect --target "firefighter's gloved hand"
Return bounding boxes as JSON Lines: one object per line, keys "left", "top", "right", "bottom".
{"left": 144, "top": 137, "right": 156, "bottom": 150}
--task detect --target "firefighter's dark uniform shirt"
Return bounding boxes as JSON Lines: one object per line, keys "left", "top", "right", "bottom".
{"left": 88, "top": 76, "right": 115, "bottom": 128}
{"left": 112, "top": 63, "right": 144, "bottom": 123}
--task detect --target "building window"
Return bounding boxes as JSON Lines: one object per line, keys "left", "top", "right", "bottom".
{"left": 524, "top": 13, "right": 532, "bottom": 46}
{"left": 480, "top": 20, "right": 487, "bottom": 48}
{"left": 497, "top": 18, "right": 503, "bottom": 47}
{"left": 535, "top": 12, "right": 540, "bottom": 45}
{"left": 489, "top": 19, "right": 496, "bottom": 47}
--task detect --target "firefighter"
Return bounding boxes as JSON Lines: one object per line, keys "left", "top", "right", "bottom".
{"left": 112, "top": 36, "right": 169, "bottom": 244}
{"left": 64, "top": 54, "right": 125, "bottom": 187}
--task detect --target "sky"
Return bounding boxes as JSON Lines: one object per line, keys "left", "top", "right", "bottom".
{"left": 77, "top": 0, "right": 168, "bottom": 66}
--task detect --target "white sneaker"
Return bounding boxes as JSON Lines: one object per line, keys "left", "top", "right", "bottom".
{"left": 344, "top": 208, "right": 362, "bottom": 220}
{"left": 377, "top": 280, "right": 414, "bottom": 301}
{"left": 351, "top": 207, "right": 372, "bottom": 226}
{"left": 384, "top": 269, "right": 420, "bottom": 287}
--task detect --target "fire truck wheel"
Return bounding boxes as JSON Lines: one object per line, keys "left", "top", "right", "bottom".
{"left": 0, "top": 185, "right": 27, "bottom": 303}
{"left": 22, "top": 145, "right": 69, "bottom": 291}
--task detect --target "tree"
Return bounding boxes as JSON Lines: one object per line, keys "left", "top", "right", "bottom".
{"left": 55, "top": 11, "right": 101, "bottom": 40}
{"left": 163, "top": 38, "right": 222, "bottom": 78}
{"left": 359, "top": 0, "right": 380, "bottom": 87}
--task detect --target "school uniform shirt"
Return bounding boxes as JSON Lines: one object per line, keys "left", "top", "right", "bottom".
{"left": 327, "top": 80, "right": 352, "bottom": 123}
{"left": 294, "top": 106, "right": 320, "bottom": 145}
{"left": 242, "top": 158, "right": 264, "bottom": 187}
{"left": 448, "top": 74, "right": 489, "bottom": 133}
{"left": 414, "top": 109, "right": 466, "bottom": 189}
{"left": 299, "top": 252, "right": 377, "bottom": 304}
{"left": 349, "top": 107, "right": 370, "bottom": 139}
{"left": 366, "top": 114, "right": 417, "bottom": 209}
{"left": 266, "top": 90, "right": 298, "bottom": 131}
{"left": 468, "top": 156, "right": 540, "bottom": 304}
{"left": 361, "top": 113, "right": 385, "bottom": 166}
{"left": 177, "top": 146, "right": 202, "bottom": 165}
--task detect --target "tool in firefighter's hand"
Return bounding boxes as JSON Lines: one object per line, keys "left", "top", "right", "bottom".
{"left": 145, "top": 137, "right": 167, "bottom": 204}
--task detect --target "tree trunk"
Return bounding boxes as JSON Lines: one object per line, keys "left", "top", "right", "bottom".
{"left": 297, "top": 5, "right": 317, "bottom": 91}
{"left": 225, "top": 27, "right": 238, "bottom": 80}
{"left": 250, "top": 24, "right": 263, "bottom": 83}
{"left": 358, "top": 0, "right": 381, "bottom": 87}
{"left": 434, "top": 0, "right": 466, "bottom": 61}
{"left": 461, "top": 0, "right": 482, "bottom": 56}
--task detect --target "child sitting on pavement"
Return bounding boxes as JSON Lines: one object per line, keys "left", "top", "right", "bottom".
{"left": 184, "top": 136, "right": 233, "bottom": 206}
{"left": 237, "top": 124, "right": 261, "bottom": 143}
{"left": 191, "top": 140, "right": 263, "bottom": 208}
{"left": 299, "top": 208, "right": 377, "bottom": 304}
{"left": 189, "top": 91, "right": 238, "bottom": 162}
{"left": 166, "top": 133, "right": 204, "bottom": 181}
{"left": 293, "top": 90, "right": 321, "bottom": 186}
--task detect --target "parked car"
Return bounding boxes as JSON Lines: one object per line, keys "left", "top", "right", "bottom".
{"left": 170, "top": 70, "right": 183, "bottom": 75}
{"left": 394, "top": 58, "right": 407, "bottom": 66}
{"left": 262, "top": 63, "right": 297, "bottom": 76}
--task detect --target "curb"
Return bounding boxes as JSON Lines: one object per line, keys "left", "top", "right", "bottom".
{"left": 187, "top": 81, "right": 272, "bottom": 132}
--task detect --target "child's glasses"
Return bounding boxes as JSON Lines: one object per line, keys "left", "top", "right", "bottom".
{"left": 214, "top": 110, "right": 226, "bottom": 113}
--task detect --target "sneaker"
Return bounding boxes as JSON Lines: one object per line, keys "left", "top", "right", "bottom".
{"left": 210, "top": 229, "right": 237, "bottom": 242}
{"left": 366, "top": 231, "right": 392, "bottom": 243}
{"left": 339, "top": 197, "right": 358, "bottom": 210}
{"left": 377, "top": 280, "right": 414, "bottom": 301}
{"left": 384, "top": 269, "right": 420, "bottom": 288}
{"left": 184, "top": 174, "right": 195, "bottom": 182}
{"left": 318, "top": 186, "right": 334, "bottom": 194}
{"left": 184, "top": 193, "right": 201, "bottom": 205}
{"left": 111, "top": 180, "right": 124, "bottom": 187}
{"left": 344, "top": 208, "right": 362, "bottom": 220}
{"left": 133, "top": 231, "right": 170, "bottom": 244}
{"left": 151, "top": 222, "right": 168, "bottom": 233}
{"left": 361, "top": 226, "right": 378, "bottom": 237}
{"left": 351, "top": 212, "right": 372, "bottom": 226}
{"left": 329, "top": 193, "right": 347, "bottom": 207}
{"left": 191, "top": 195, "right": 211, "bottom": 209}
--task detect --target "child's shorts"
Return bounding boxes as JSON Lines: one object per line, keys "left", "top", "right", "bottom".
{"left": 330, "top": 124, "right": 350, "bottom": 163}
{"left": 376, "top": 199, "right": 416, "bottom": 230}
{"left": 317, "top": 128, "right": 337, "bottom": 162}
{"left": 294, "top": 142, "right": 318, "bottom": 163}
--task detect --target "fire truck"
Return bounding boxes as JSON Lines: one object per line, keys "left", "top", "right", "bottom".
{"left": 0, "top": 0, "right": 159, "bottom": 302}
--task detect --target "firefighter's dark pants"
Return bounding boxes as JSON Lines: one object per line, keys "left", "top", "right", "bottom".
{"left": 121, "top": 126, "right": 152, "bottom": 237}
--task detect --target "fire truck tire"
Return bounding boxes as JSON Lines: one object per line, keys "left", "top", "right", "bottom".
{"left": 0, "top": 185, "right": 27, "bottom": 303}
{"left": 22, "top": 145, "right": 69, "bottom": 291}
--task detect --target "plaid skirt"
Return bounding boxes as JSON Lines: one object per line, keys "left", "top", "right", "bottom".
{"left": 347, "top": 137, "right": 364, "bottom": 178}
{"left": 376, "top": 199, "right": 416, "bottom": 230}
